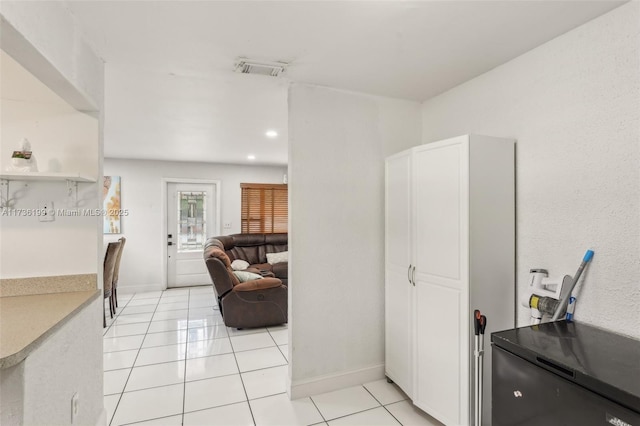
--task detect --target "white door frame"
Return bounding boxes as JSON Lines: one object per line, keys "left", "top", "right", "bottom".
{"left": 161, "top": 178, "right": 222, "bottom": 290}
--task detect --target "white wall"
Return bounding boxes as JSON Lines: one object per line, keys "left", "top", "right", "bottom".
{"left": 104, "top": 158, "right": 286, "bottom": 292}
{"left": 421, "top": 2, "right": 639, "bottom": 338}
{"left": 0, "top": 2, "right": 104, "bottom": 110}
{"left": 0, "top": 360, "right": 23, "bottom": 424}
{"left": 288, "top": 84, "right": 421, "bottom": 396}
{"left": 0, "top": 298, "right": 103, "bottom": 425}
{"left": 0, "top": 50, "right": 100, "bottom": 279}
{"left": 21, "top": 298, "right": 103, "bottom": 425}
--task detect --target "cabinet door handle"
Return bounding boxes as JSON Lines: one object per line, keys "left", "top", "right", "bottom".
{"left": 408, "top": 264, "right": 412, "bottom": 284}
{"left": 412, "top": 266, "right": 416, "bottom": 286}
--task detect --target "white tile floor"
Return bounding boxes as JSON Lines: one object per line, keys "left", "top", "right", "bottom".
{"left": 104, "top": 287, "right": 442, "bottom": 426}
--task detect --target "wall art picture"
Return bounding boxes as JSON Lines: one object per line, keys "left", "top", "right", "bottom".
{"left": 103, "top": 175, "right": 121, "bottom": 234}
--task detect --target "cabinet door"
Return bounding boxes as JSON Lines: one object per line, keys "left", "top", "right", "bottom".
{"left": 412, "top": 140, "right": 470, "bottom": 425}
{"left": 384, "top": 151, "right": 413, "bottom": 396}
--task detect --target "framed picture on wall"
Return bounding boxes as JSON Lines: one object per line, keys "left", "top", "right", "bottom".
{"left": 103, "top": 176, "right": 121, "bottom": 234}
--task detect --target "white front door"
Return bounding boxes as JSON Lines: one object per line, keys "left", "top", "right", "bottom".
{"left": 166, "top": 182, "right": 216, "bottom": 288}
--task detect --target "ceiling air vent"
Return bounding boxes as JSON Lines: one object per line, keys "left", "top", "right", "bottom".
{"left": 234, "top": 59, "right": 287, "bottom": 77}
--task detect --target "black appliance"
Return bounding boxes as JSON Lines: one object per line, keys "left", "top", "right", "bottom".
{"left": 492, "top": 320, "right": 640, "bottom": 426}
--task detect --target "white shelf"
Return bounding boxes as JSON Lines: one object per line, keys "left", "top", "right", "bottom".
{"left": 0, "top": 172, "right": 96, "bottom": 208}
{"left": 0, "top": 172, "right": 96, "bottom": 183}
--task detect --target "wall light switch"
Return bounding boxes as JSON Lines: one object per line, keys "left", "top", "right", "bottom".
{"left": 38, "top": 201, "right": 55, "bottom": 222}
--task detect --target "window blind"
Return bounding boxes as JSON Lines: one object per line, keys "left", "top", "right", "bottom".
{"left": 241, "top": 183, "right": 288, "bottom": 234}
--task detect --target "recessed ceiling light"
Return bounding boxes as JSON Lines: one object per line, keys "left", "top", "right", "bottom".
{"left": 247, "top": 154, "right": 256, "bottom": 160}
{"left": 265, "top": 130, "right": 278, "bottom": 138}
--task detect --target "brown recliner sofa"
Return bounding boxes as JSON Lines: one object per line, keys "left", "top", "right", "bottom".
{"left": 203, "top": 236, "right": 287, "bottom": 328}
{"left": 213, "top": 233, "right": 288, "bottom": 285}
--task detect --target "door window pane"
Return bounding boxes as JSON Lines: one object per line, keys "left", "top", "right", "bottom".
{"left": 177, "top": 191, "right": 206, "bottom": 252}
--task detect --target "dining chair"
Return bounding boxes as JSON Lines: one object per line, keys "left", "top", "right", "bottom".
{"left": 112, "top": 236, "right": 126, "bottom": 308}
{"left": 103, "top": 240, "right": 121, "bottom": 327}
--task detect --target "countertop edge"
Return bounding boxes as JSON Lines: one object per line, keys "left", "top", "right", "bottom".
{"left": 0, "top": 274, "right": 97, "bottom": 297}
{"left": 0, "top": 290, "right": 101, "bottom": 369}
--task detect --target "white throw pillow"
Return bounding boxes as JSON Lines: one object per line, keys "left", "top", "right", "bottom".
{"left": 233, "top": 271, "right": 263, "bottom": 283}
{"left": 231, "top": 259, "right": 250, "bottom": 271}
{"left": 266, "top": 251, "right": 288, "bottom": 265}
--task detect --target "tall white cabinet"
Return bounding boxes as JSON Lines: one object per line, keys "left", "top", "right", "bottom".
{"left": 385, "top": 134, "right": 515, "bottom": 426}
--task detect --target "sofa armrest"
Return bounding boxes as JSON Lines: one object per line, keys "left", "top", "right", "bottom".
{"left": 233, "top": 277, "right": 283, "bottom": 292}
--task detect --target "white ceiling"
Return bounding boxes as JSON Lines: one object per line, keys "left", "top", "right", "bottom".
{"left": 64, "top": 0, "right": 625, "bottom": 165}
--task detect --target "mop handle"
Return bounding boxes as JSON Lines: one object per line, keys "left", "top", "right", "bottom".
{"left": 478, "top": 315, "right": 486, "bottom": 426}
{"left": 551, "top": 250, "right": 594, "bottom": 321}
{"left": 478, "top": 315, "right": 486, "bottom": 355}
{"left": 474, "top": 310, "right": 481, "bottom": 426}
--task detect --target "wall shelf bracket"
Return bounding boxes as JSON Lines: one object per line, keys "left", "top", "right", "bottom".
{"left": 0, "top": 179, "right": 8, "bottom": 209}
{"left": 66, "top": 179, "right": 78, "bottom": 206}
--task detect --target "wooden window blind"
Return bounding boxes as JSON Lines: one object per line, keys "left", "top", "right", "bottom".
{"left": 241, "top": 183, "right": 288, "bottom": 234}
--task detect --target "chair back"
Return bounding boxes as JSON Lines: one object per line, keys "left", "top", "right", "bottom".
{"left": 213, "top": 234, "right": 287, "bottom": 264}
{"left": 103, "top": 241, "right": 121, "bottom": 297}
{"left": 113, "top": 237, "right": 126, "bottom": 286}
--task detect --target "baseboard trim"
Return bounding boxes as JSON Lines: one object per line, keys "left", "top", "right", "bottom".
{"left": 288, "top": 364, "right": 385, "bottom": 399}
{"left": 118, "top": 284, "right": 164, "bottom": 294}
{"left": 119, "top": 283, "right": 213, "bottom": 294}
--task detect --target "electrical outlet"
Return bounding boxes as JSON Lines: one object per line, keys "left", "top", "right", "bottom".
{"left": 38, "top": 201, "right": 55, "bottom": 222}
{"left": 71, "top": 392, "right": 79, "bottom": 424}
{"left": 223, "top": 222, "right": 232, "bottom": 229}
